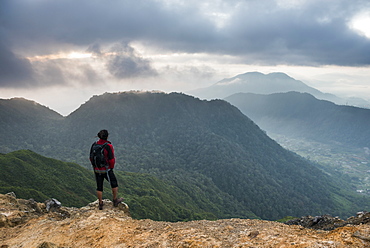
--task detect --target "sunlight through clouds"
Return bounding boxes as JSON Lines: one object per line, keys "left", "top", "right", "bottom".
{"left": 28, "top": 52, "right": 93, "bottom": 62}
{"left": 350, "top": 11, "right": 370, "bottom": 39}
{"left": 67, "top": 52, "right": 93, "bottom": 59}
{"left": 1, "top": 0, "right": 370, "bottom": 115}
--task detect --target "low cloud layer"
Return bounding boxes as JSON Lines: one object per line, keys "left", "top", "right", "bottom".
{"left": 1, "top": 0, "right": 370, "bottom": 89}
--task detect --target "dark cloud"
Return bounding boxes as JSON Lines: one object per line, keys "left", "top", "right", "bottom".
{"left": 86, "top": 43, "right": 102, "bottom": 56}
{"left": 0, "top": 39, "right": 35, "bottom": 88}
{"left": 106, "top": 42, "right": 157, "bottom": 79}
{"left": 1, "top": 0, "right": 370, "bottom": 89}
{"left": 218, "top": 0, "right": 370, "bottom": 65}
{"left": 1, "top": 0, "right": 216, "bottom": 49}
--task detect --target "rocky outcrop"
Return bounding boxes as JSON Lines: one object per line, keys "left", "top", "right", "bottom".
{"left": 285, "top": 212, "right": 370, "bottom": 231}
{"left": 0, "top": 193, "right": 129, "bottom": 228}
{"left": 1, "top": 193, "right": 370, "bottom": 247}
{"left": 0, "top": 192, "right": 45, "bottom": 228}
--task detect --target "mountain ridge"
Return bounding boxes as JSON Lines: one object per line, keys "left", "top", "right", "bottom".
{"left": 0, "top": 91, "right": 369, "bottom": 220}
{"left": 188, "top": 71, "right": 369, "bottom": 108}
{"left": 225, "top": 91, "right": 370, "bottom": 148}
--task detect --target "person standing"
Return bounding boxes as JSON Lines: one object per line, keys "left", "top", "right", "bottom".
{"left": 89, "top": 129, "right": 123, "bottom": 210}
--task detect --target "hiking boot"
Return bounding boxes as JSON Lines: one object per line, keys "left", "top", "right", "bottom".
{"left": 113, "top": 198, "right": 123, "bottom": 207}
{"left": 99, "top": 202, "right": 104, "bottom": 210}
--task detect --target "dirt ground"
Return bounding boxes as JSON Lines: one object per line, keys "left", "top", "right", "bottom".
{"left": 1, "top": 193, "right": 370, "bottom": 248}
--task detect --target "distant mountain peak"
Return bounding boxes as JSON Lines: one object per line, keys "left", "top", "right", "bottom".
{"left": 217, "top": 71, "right": 265, "bottom": 85}
{"left": 236, "top": 71, "right": 265, "bottom": 78}
{"left": 216, "top": 72, "right": 299, "bottom": 87}
{"left": 217, "top": 71, "right": 296, "bottom": 85}
{"left": 266, "top": 72, "right": 294, "bottom": 80}
{"left": 188, "top": 71, "right": 353, "bottom": 106}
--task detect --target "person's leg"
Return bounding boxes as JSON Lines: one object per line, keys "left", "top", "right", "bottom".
{"left": 95, "top": 172, "right": 105, "bottom": 209}
{"left": 97, "top": 191, "right": 103, "bottom": 204}
{"left": 112, "top": 187, "right": 118, "bottom": 200}
{"left": 107, "top": 170, "right": 123, "bottom": 206}
{"left": 112, "top": 187, "right": 123, "bottom": 207}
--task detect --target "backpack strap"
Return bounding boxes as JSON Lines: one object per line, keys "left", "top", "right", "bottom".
{"left": 102, "top": 142, "right": 114, "bottom": 160}
{"left": 101, "top": 142, "right": 113, "bottom": 168}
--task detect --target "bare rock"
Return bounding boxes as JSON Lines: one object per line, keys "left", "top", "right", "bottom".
{"left": 84, "top": 199, "right": 129, "bottom": 213}
{"left": 285, "top": 212, "right": 370, "bottom": 231}
{"left": 5, "top": 192, "right": 16, "bottom": 198}
{"left": 45, "top": 199, "right": 62, "bottom": 212}
{"left": 2, "top": 194, "right": 370, "bottom": 247}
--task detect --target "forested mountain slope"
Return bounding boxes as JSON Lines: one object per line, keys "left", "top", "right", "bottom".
{"left": 0, "top": 150, "right": 237, "bottom": 221}
{"left": 225, "top": 92, "right": 370, "bottom": 148}
{"left": 0, "top": 149, "right": 95, "bottom": 207}
{"left": 0, "top": 98, "right": 63, "bottom": 153}
{"left": 0, "top": 92, "right": 368, "bottom": 220}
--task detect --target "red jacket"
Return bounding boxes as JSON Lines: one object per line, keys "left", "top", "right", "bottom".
{"left": 90, "top": 139, "right": 115, "bottom": 172}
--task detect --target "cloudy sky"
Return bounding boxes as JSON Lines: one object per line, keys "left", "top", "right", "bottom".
{"left": 1, "top": 0, "right": 370, "bottom": 115}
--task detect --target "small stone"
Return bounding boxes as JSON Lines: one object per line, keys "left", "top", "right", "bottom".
{"left": 45, "top": 199, "right": 62, "bottom": 212}
{"left": 5, "top": 192, "right": 16, "bottom": 198}
{"left": 248, "top": 230, "right": 259, "bottom": 239}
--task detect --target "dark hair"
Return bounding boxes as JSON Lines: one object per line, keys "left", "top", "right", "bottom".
{"left": 97, "top": 130, "right": 109, "bottom": 140}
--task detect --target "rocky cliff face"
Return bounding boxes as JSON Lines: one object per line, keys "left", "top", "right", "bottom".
{"left": 1, "top": 193, "right": 370, "bottom": 247}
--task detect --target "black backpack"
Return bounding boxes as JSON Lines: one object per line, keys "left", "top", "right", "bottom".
{"left": 90, "top": 142, "right": 109, "bottom": 168}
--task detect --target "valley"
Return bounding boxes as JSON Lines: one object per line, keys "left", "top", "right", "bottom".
{"left": 271, "top": 134, "right": 370, "bottom": 194}
{"left": 225, "top": 91, "right": 370, "bottom": 199}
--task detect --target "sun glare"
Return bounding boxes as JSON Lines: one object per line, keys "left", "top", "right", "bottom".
{"left": 350, "top": 12, "right": 370, "bottom": 39}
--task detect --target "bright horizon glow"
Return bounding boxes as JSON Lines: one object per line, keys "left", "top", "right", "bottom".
{"left": 67, "top": 52, "right": 93, "bottom": 59}
{"left": 27, "top": 52, "right": 93, "bottom": 61}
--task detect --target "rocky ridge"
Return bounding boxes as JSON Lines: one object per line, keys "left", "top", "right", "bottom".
{"left": 286, "top": 213, "right": 370, "bottom": 231}
{"left": 1, "top": 193, "right": 370, "bottom": 247}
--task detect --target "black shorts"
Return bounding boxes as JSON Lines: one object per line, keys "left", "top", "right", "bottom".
{"left": 95, "top": 169, "right": 118, "bottom": 192}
